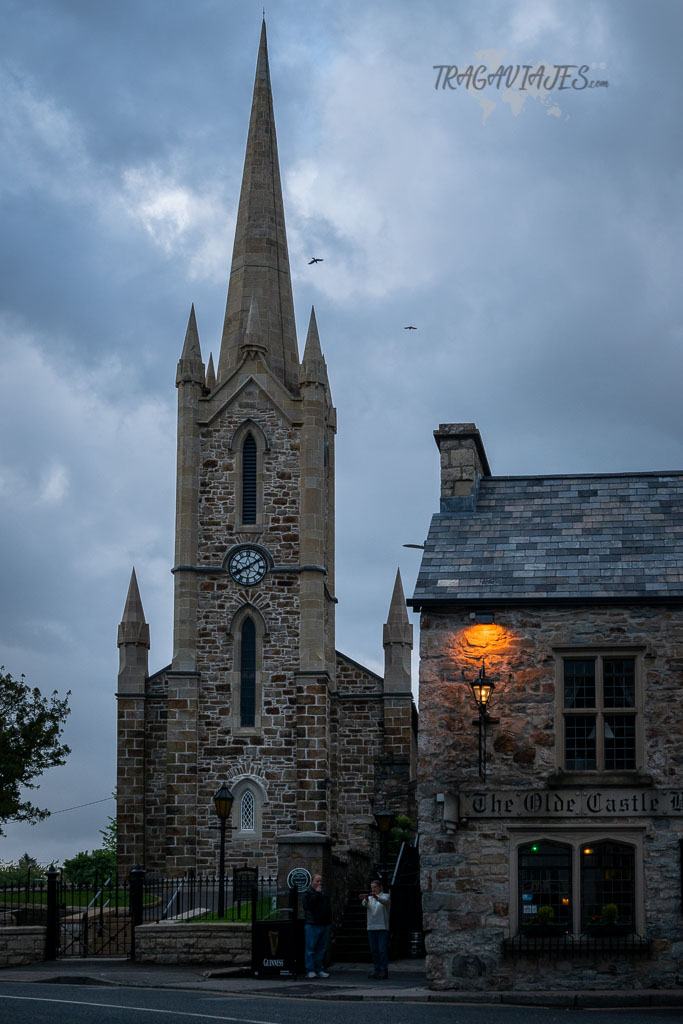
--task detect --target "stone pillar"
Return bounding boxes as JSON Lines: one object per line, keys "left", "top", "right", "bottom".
{"left": 116, "top": 570, "right": 149, "bottom": 871}
{"left": 276, "top": 832, "right": 331, "bottom": 892}
{"left": 173, "top": 308, "right": 204, "bottom": 674}
{"left": 165, "top": 310, "right": 204, "bottom": 874}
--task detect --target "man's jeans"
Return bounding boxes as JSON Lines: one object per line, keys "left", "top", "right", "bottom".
{"left": 305, "top": 923, "right": 330, "bottom": 973}
{"left": 367, "top": 928, "right": 389, "bottom": 973}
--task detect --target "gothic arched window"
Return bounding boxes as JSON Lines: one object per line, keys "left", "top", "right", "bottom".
{"left": 240, "top": 617, "right": 256, "bottom": 728}
{"left": 240, "top": 791, "right": 255, "bottom": 832}
{"left": 518, "top": 839, "right": 571, "bottom": 932}
{"left": 230, "top": 777, "right": 267, "bottom": 839}
{"left": 242, "top": 433, "right": 257, "bottom": 524}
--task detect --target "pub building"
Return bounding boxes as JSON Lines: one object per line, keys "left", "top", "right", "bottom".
{"left": 410, "top": 423, "right": 683, "bottom": 991}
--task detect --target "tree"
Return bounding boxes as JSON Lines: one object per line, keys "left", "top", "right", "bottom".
{"left": 98, "top": 793, "right": 117, "bottom": 856}
{"left": 62, "top": 800, "right": 117, "bottom": 886}
{"left": 0, "top": 853, "right": 47, "bottom": 886}
{"left": 0, "top": 667, "right": 71, "bottom": 833}
{"left": 62, "top": 848, "right": 116, "bottom": 887}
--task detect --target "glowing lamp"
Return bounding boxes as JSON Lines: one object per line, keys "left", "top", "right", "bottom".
{"left": 466, "top": 659, "right": 496, "bottom": 713}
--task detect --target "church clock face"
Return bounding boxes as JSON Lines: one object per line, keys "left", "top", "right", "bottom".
{"left": 228, "top": 546, "right": 268, "bottom": 586}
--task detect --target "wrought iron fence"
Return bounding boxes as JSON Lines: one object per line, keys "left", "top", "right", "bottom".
{"left": 141, "top": 873, "right": 279, "bottom": 924}
{"left": 503, "top": 931, "right": 652, "bottom": 959}
{"left": 0, "top": 877, "right": 49, "bottom": 927}
{"left": 1, "top": 870, "right": 280, "bottom": 960}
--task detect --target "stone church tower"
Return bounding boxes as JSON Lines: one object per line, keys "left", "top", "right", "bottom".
{"left": 116, "top": 22, "right": 416, "bottom": 887}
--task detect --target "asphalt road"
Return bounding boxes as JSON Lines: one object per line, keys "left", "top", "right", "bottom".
{"left": 0, "top": 984, "right": 681, "bottom": 1024}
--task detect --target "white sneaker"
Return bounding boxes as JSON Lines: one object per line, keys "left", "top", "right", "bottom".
{"left": 306, "top": 971, "right": 317, "bottom": 979}
{"left": 317, "top": 971, "right": 329, "bottom": 978}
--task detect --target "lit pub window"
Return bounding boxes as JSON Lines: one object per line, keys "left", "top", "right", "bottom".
{"left": 518, "top": 840, "right": 571, "bottom": 931}
{"left": 581, "top": 841, "right": 635, "bottom": 931}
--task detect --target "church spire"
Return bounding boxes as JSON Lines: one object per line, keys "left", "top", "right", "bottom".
{"left": 217, "top": 20, "right": 299, "bottom": 392}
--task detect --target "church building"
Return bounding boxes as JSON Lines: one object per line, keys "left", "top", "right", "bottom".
{"left": 115, "top": 23, "right": 416, "bottom": 890}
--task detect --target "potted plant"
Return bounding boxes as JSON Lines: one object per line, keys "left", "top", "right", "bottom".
{"left": 586, "top": 903, "right": 631, "bottom": 937}
{"left": 523, "top": 904, "right": 565, "bottom": 937}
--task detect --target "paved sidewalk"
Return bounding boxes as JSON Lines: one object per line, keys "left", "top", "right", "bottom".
{"left": 1, "top": 957, "right": 682, "bottom": 1007}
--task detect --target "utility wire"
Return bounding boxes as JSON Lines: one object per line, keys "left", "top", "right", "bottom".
{"left": 49, "top": 796, "right": 115, "bottom": 815}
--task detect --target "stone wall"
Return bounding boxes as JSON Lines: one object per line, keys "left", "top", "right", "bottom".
{"left": 134, "top": 922, "right": 251, "bottom": 965}
{"left": 418, "top": 604, "right": 683, "bottom": 991}
{"left": 335, "top": 653, "right": 384, "bottom": 859}
{"left": 0, "top": 927, "right": 45, "bottom": 967}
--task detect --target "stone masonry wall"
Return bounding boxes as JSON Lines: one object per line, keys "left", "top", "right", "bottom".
{"left": 418, "top": 604, "right": 683, "bottom": 991}
{"left": 0, "top": 927, "right": 45, "bottom": 967}
{"left": 335, "top": 653, "right": 384, "bottom": 860}
{"left": 116, "top": 696, "right": 145, "bottom": 871}
{"left": 134, "top": 922, "right": 251, "bottom": 965}
{"left": 144, "top": 680, "right": 169, "bottom": 873}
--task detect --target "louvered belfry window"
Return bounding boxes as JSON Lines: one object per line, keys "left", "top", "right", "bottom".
{"left": 242, "top": 433, "right": 257, "bottom": 523}
{"left": 240, "top": 617, "right": 256, "bottom": 727}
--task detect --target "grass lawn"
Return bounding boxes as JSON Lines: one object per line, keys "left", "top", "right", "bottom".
{"left": 188, "top": 898, "right": 274, "bottom": 923}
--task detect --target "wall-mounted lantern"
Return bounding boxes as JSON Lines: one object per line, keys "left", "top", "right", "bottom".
{"left": 462, "top": 658, "right": 500, "bottom": 780}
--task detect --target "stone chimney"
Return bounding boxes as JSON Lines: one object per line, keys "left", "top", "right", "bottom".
{"left": 434, "top": 423, "right": 491, "bottom": 512}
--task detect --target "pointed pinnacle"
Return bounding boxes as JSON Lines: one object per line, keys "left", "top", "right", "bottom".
{"left": 387, "top": 568, "right": 410, "bottom": 626}
{"left": 177, "top": 304, "right": 205, "bottom": 386}
{"left": 122, "top": 568, "right": 146, "bottom": 625}
{"left": 182, "top": 304, "right": 201, "bottom": 361}
{"left": 300, "top": 306, "right": 329, "bottom": 388}
{"left": 118, "top": 567, "right": 150, "bottom": 650}
{"left": 206, "top": 353, "right": 216, "bottom": 390}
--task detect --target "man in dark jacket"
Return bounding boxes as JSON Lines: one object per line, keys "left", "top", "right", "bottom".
{"left": 302, "top": 873, "right": 331, "bottom": 978}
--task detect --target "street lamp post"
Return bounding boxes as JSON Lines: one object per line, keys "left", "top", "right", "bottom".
{"left": 213, "top": 783, "right": 235, "bottom": 919}
{"left": 374, "top": 809, "right": 395, "bottom": 876}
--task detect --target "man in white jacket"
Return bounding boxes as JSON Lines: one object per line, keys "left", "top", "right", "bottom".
{"left": 360, "top": 879, "right": 391, "bottom": 979}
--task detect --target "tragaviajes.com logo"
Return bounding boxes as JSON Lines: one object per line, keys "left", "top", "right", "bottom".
{"left": 434, "top": 50, "right": 608, "bottom": 123}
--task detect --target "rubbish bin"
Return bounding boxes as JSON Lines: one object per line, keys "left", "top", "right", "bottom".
{"left": 252, "top": 916, "right": 304, "bottom": 977}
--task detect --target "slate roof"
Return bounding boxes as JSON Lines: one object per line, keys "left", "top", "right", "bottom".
{"left": 410, "top": 472, "right": 683, "bottom": 607}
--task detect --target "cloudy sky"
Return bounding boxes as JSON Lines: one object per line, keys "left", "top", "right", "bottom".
{"left": 1, "top": 0, "right": 681, "bottom": 865}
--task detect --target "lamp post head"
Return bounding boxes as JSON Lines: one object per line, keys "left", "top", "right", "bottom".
{"left": 374, "top": 809, "right": 395, "bottom": 833}
{"left": 213, "top": 782, "right": 235, "bottom": 821}
{"left": 466, "top": 659, "right": 495, "bottom": 714}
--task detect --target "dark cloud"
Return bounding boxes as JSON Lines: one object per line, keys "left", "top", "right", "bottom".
{"left": 1, "top": 0, "right": 681, "bottom": 862}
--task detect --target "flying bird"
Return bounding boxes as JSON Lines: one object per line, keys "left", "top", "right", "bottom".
{"left": 404, "top": 325, "right": 417, "bottom": 330}
{"left": 308, "top": 257, "right": 324, "bottom": 264}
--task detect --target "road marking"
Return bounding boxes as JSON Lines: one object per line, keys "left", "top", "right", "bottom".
{"left": 0, "top": 993, "right": 279, "bottom": 1024}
